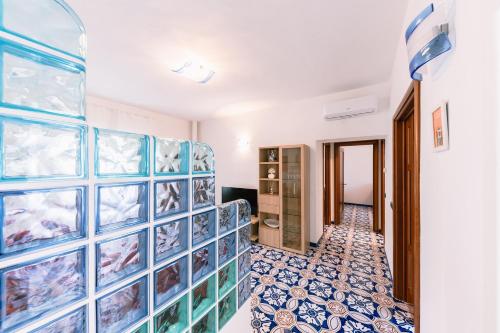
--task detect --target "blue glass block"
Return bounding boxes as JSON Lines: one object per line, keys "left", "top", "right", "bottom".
{"left": 192, "top": 209, "right": 216, "bottom": 247}
{"left": 154, "top": 256, "right": 188, "bottom": 308}
{"left": 238, "top": 224, "right": 251, "bottom": 253}
{"left": 218, "top": 232, "right": 236, "bottom": 267}
{"left": 218, "top": 259, "right": 236, "bottom": 298}
{"left": 0, "top": 186, "right": 87, "bottom": 257}
{"left": 0, "top": 0, "right": 86, "bottom": 60}
{"left": 218, "top": 202, "right": 237, "bottom": 234}
{"left": 238, "top": 274, "right": 251, "bottom": 308}
{"left": 218, "top": 288, "right": 236, "bottom": 329}
{"left": 192, "top": 177, "right": 215, "bottom": 210}
{"left": 31, "top": 306, "right": 86, "bottom": 333}
{"left": 237, "top": 199, "right": 251, "bottom": 226}
{"left": 131, "top": 322, "right": 148, "bottom": 333}
{"left": 192, "top": 142, "right": 215, "bottom": 174}
{"left": 154, "top": 293, "right": 188, "bottom": 333}
{"left": 154, "top": 179, "right": 189, "bottom": 219}
{"left": 95, "top": 182, "right": 148, "bottom": 234}
{"left": 154, "top": 138, "right": 189, "bottom": 176}
{"left": 96, "top": 229, "right": 148, "bottom": 291}
{"left": 0, "top": 247, "right": 87, "bottom": 332}
{"left": 238, "top": 250, "right": 251, "bottom": 280}
{"left": 0, "top": 39, "right": 86, "bottom": 119}
{"left": 94, "top": 129, "right": 149, "bottom": 178}
{"left": 96, "top": 276, "right": 148, "bottom": 333}
{"left": 154, "top": 218, "right": 188, "bottom": 264}
{"left": 192, "top": 307, "right": 216, "bottom": 333}
{"left": 192, "top": 242, "right": 216, "bottom": 284}
{"left": 0, "top": 115, "right": 87, "bottom": 181}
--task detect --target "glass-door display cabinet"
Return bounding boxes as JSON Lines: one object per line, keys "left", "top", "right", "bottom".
{"left": 258, "top": 145, "right": 309, "bottom": 255}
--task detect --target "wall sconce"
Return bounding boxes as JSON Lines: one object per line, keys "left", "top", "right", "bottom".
{"left": 237, "top": 137, "right": 250, "bottom": 151}
{"left": 405, "top": 1, "right": 454, "bottom": 80}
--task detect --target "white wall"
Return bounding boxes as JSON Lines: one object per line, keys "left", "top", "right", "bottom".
{"left": 87, "top": 95, "right": 192, "bottom": 138}
{"left": 343, "top": 145, "right": 373, "bottom": 206}
{"left": 198, "top": 82, "right": 391, "bottom": 243}
{"left": 385, "top": 1, "right": 499, "bottom": 332}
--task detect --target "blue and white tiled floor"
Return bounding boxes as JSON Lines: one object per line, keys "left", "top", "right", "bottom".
{"left": 250, "top": 204, "right": 414, "bottom": 333}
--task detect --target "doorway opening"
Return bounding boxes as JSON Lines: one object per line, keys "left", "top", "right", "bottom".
{"left": 322, "top": 139, "right": 385, "bottom": 234}
{"left": 393, "top": 81, "right": 421, "bottom": 333}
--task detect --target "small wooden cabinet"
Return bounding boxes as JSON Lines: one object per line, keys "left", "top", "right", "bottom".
{"left": 258, "top": 145, "right": 309, "bottom": 254}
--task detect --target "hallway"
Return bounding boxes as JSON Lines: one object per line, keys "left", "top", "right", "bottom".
{"left": 250, "top": 204, "right": 414, "bottom": 332}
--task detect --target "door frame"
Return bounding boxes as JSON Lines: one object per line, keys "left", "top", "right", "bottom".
{"left": 323, "top": 143, "right": 332, "bottom": 225}
{"left": 393, "top": 81, "right": 421, "bottom": 333}
{"left": 333, "top": 140, "right": 384, "bottom": 233}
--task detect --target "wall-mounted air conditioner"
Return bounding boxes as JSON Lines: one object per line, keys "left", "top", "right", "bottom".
{"left": 323, "top": 95, "right": 378, "bottom": 121}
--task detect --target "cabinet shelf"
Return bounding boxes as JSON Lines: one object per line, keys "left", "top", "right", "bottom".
{"left": 259, "top": 178, "right": 279, "bottom": 181}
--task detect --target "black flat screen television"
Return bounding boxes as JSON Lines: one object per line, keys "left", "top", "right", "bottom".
{"left": 222, "top": 187, "right": 258, "bottom": 216}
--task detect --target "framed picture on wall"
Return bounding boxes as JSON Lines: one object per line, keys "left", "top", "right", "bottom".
{"left": 432, "top": 102, "right": 450, "bottom": 152}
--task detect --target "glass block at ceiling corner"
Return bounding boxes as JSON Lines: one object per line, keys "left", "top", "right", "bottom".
{"left": 238, "top": 250, "right": 251, "bottom": 280}
{"left": 154, "top": 138, "right": 189, "bottom": 175}
{"left": 218, "top": 259, "right": 236, "bottom": 298}
{"left": 95, "top": 182, "right": 148, "bottom": 234}
{"left": 0, "top": 40, "right": 86, "bottom": 119}
{"left": 192, "top": 242, "right": 216, "bottom": 284}
{"left": 154, "top": 179, "right": 189, "bottom": 219}
{"left": 154, "top": 217, "right": 188, "bottom": 264}
{"left": 192, "top": 209, "right": 216, "bottom": 247}
{"left": 237, "top": 199, "right": 251, "bottom": 225}
{"left": 96, "top": 276, "right": 148, "bottom": 333}
{"left": 154, "top": 256, "right": 188, "bottom": 309}
{"left": 131, "top": 322, "right": 148, "bottom": 333}
{"left": 0, "top": 186, "right": 87, "bottom": 257}
{"left": 218, "top": 232, "right": 236, "bottom": 267}
{"left": 192, "top": 176, "right": 215, "bottom": 210}
{"left": 192, "top": 142, "right": 215, "bottom": 174}
{"left": 192, "top": 273, "right": 216, "bottom": 321}
{"left": 1, "top": 0, "right": 87, "bottom": 59}
{"left": 218, "top": 202, "right": 237, "bottom": 234}
{"left": 238, "top": 274, "right": 251, "bottom": 308}
{"left": 238, "top": 224, "right": 252, "bottom": 253}
{"left": 95, "top": 129, "right": 149, "bottom": 177}
{"left": 31, "top": 306, "right": 86, "bottom": 333}
{"left": 192, "top": 307, "right": 216, "bottom": 333}
{"left": 218, "top": 288, "right": 237, "bottom": 329}
{"left": 154, "top": 293, "right": 188, "bottom": 333}
{"left": 0, "top": 247, "right": 86, "bottom": 332}
{"left": 96, "top": 229, "right": 148, "bottom": 291}
{"left": 0, "top": 116, "right": 87, "bottom": 181}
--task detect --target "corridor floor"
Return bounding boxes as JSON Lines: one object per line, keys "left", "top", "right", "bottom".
{"left": 250, "top": 204, "right": 414, "bottom": 333}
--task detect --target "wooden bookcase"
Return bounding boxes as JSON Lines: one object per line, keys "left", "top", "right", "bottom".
{"left": 258, "top": 145, "right": 309, "bottom": 254}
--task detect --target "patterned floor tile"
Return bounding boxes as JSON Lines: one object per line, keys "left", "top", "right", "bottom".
{"left": 251, "top": 204, "right": 414, "bottom": 333}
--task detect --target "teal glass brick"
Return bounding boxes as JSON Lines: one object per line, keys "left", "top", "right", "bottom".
{"left": 192, "top": 273, "right": 216, "bottom": 321}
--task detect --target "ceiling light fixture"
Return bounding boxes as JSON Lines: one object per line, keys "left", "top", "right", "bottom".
{"left": 171, "top": 61, "right": 215, "bottom": 83}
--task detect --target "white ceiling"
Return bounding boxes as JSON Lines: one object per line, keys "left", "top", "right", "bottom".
{"left": 67, "top": 0, "right": 408, "bottom": 120}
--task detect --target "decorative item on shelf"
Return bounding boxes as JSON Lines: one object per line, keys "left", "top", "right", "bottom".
{"left": 405, "top": 1, "right": 455, "bottom": 81}
{"left": 264, "top": 218, "right": 279, "bottom": 229}
{"left": 268, "top": 182, "right": 275, "bottom": 195}
{"left": 267, "top": 167, "right": 276, "bottom": 179}
{"left": 267, "top": 149, "right": 277, "bottom": 162}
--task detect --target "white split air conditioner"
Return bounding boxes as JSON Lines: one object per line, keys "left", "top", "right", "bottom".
{"left": 323, "top": 95, "right": 378, "bottom": 121}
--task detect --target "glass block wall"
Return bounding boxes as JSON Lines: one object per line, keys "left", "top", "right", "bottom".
{"left": 0, "top": 1, "right": 251, "bottom": 332}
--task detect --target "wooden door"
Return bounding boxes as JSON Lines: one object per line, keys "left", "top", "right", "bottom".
{"left": 323, "top": 144, "right": 332, "bottom": 226}
{"left": 393, "top": 81, "right": 420, "bottom": 332}
{"left": 339, "top": 148, "right": 345, "bottom": 224}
